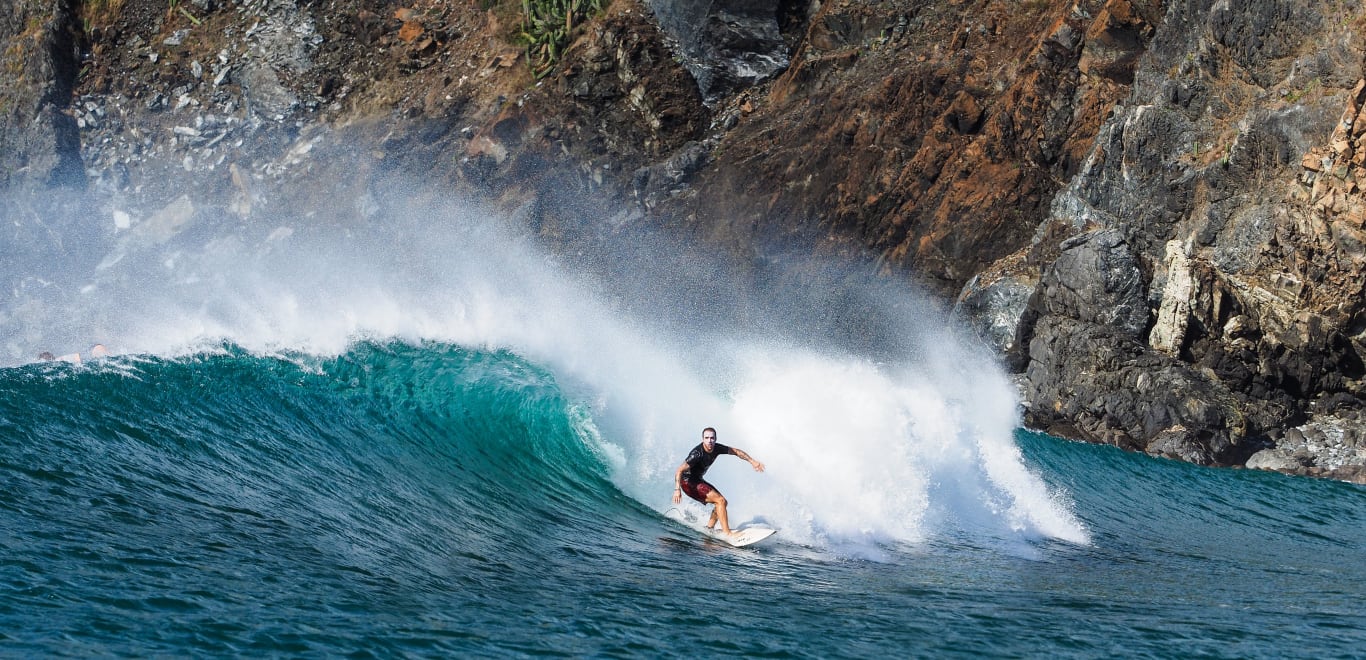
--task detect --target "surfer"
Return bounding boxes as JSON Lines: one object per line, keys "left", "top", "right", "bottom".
{"left": 672, "top": 427, "right": 764, "bottom": 536}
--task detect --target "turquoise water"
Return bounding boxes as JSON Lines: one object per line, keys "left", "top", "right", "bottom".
{"left": 2, "top": 342, "right": 1362, "bottom": 657}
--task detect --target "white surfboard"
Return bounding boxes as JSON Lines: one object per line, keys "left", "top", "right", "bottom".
{"left": 706, "top": 525, "right": 777, "bottom": 547}
{"left": 666, "top": 508, "right": 777, "bottom": 547}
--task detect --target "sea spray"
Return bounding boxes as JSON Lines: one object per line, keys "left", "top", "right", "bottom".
{"left": 712, "top": 345, "right": 1089, "bottom": 553}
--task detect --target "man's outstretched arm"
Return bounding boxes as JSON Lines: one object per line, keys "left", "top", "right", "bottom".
{"left": 731, "top": 448, "right": 764, "bottom": 472}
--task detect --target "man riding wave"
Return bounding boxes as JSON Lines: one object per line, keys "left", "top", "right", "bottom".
{"left": 672, "top": 427, "right": 764, "bottom": 536}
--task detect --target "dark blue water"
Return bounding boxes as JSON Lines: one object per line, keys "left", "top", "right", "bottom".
{"left": 1, "top": 342, "right": 1362, "bottom": 657}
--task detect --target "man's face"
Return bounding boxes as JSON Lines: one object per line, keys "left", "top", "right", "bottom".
{"left": 702, "top": 431, "right": 717, "bottom": 450}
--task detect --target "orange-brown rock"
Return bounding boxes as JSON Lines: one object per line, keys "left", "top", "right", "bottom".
{"left": 655, "top": 0, "right": 1161, "bottom": 297}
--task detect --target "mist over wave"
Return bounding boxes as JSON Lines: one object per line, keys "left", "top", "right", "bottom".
{"left": 1, "top": 181, "right": 1088, "bottom": 550}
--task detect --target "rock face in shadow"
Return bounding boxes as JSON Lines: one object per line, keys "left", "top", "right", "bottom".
{"left": 0, "top": 0, "right": 85, "bottom": 191}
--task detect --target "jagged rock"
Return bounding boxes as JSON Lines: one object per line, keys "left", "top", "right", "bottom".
{"left": 1246, "top": 446, "right": 1311, "bottom": 471}
{"left": 1036, "top": 228, "right": 1148, "bottom": 338}
{"left": 239, "top": 63, "right": 298, "bottom": 120}
{"left": 1210, "top": 204, "right": 1286, "bottom": 275}
{"left": 1020, "top": 228, "right": 1263, "bottom": 464}
{"left": 643, "top": 0, "right": 788, "bottom": 101}
{"left": 1246, "top": 412, "right": 1366, "bottom": 483}
{"left": 128, "top": 195, "right": 196, "bottom": 246}
{"left": 1077, "top": 0, "right": 1155, "bottom": 84}
{"left": 1023, "top": 312, "right": 1252, "bottom": 465}
{"left": 1150, "top": 237, "right": 1196, "bottom": 355}
{"left": 952, "top": 250, "right": 1036, "bottom": 371}
{"left": 632, "top": 140, "right": 710, "bottom": 209}
{"left": 0, "top": 1, "right": 85, "bottom": 190}
{"left": 676, "top": 0, "right": 1165, "bottom": 299}
{"left": 1147, "top": 425, "right": 1212, "bottom": 465}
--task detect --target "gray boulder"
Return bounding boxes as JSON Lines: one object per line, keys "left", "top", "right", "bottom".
{"left": 952, "top": 252, "right": 1037, "bottom": 372}
{"left": 643, "top": 0, "right": 789, "bottom": 102}
{"left": 1036, "top": 228, "right": 1149, "bottom": 339}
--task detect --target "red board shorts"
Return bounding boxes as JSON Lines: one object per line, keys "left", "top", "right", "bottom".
{"left": 680, "top": 478, "right": 715, "bottom": 504}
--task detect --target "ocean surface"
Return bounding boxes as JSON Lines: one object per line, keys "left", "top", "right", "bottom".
{"left": 2, "top": 343, "right": 1363, "bottom": 657}
{"left": 2, "top": 200, "right": 1363, "bottom": 657}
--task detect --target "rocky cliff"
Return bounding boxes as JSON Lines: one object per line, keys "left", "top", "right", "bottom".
{"left": 960, "top": 0, "right": 1366, "bottom": 482}
{"left": 3, "top": 0, "right": 1364, "bottom": 482}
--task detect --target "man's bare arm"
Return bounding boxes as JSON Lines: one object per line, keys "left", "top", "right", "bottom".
{"left": 732, "top": 448, "right": 765, "bottom": 472}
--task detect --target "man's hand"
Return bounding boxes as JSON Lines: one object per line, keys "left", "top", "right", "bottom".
{"left": 672, "top": 489, "right": 682, "bottom": 503}
{"left": 751, "top": 460, "right": 765, "bottom": 472}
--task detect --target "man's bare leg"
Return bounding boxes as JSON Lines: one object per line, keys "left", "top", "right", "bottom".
{"left": 705, "top": 491, "right": 731, "bottom": 534}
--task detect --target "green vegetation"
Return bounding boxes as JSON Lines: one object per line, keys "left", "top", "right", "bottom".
{"left": 81, "top": 0, "right": 123, "bottom": 14}
{"left": 1285, "top": 77, "right": 1321, "bottom": 104}
{"left": 76, "top": 0, "right": 125, "bottom": 35}
{"left": 177, "top": 5, "right": 203, "bottom": 25}
{"left": 517, "top": 0, "right": 607, "bottom": 78}
{"left": 5, "top": 40, "right": 27, "bottom": 76}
